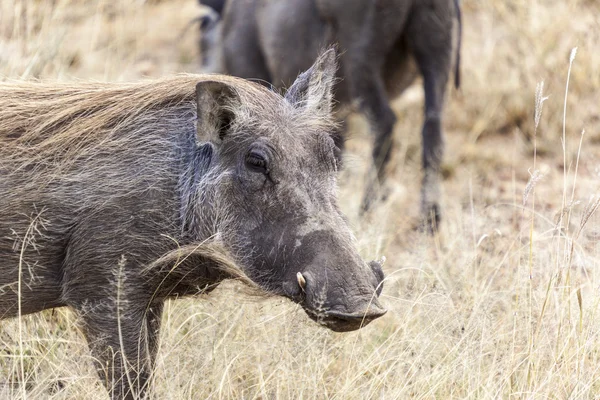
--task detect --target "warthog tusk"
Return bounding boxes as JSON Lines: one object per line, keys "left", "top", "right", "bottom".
{"left": 296, "top": 272, "right": 306, "bottom": 292}
{"left": 378, "top": 256, "right": 386, "bottom": 266}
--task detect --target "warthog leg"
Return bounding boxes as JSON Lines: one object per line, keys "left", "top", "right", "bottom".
{"left": 405, "top": 2, "right": 454, "bottom": 232}
{"left": 330, "top": 6, "right": 406, "bottom": 213}
{"left": 73, "top": 295, "right": 158, "bottom": 399}
{"left": 350, "top": 58, "right": 398, "bottom": 212}
{"left": 146, "top": 301, "right": 164, "bottom": 367}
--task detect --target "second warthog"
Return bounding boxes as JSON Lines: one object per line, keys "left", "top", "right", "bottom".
{"left": 0, "top": 50, "right": 385, "bottom": 399}
{"left": 200, "top": 0, "right": 462, "bottom": 229}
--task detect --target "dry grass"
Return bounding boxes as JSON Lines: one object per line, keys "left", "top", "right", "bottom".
{"left": 2, "top": 0, "right": 600, "bottom": 398}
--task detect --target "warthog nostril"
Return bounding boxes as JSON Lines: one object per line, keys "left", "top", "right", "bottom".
{"left": 296, "top": 272, "right": 306, "bottom": 292}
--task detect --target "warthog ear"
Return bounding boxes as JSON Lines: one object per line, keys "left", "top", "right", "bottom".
{"left": 284, "top": 47, "right": 337, "bottom": 116}
{"left": 196, "top": 81, "right": 240, "bottom": 143}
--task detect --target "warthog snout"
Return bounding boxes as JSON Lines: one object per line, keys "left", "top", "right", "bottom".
{"left": 292, "top": 259, "right": 387, "bottom": 332}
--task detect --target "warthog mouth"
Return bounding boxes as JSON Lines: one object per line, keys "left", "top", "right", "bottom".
{"left": 293, "top": 268, "right": 387, "bottom": 332}
{"left": 303, "top": 305, "right": 387, "bottom": 333}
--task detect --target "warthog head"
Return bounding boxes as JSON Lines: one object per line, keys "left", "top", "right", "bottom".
{"left": 189, "top": 49, "right": 386, "bottom": 331}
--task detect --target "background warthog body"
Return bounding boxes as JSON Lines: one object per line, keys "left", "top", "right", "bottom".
{"left": 200, "top": 0, "right": 461, "bottom": 228}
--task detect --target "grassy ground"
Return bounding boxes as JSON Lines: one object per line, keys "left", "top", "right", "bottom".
{"left": 1, "top": 0, "right": 600, "bottom": 398}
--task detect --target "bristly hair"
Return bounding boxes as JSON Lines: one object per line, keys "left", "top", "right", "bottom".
{"left": 0, "top": 74, "right": 289, "bottom": 292}
{"left": 0, "top": 74, "right": 284, "bottom": 162}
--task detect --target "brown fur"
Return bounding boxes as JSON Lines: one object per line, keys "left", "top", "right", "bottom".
{"left": 0, "top": 53, "right": 386, "bottom": 399}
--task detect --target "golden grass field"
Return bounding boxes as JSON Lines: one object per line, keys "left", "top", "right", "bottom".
{"left": 1, "top": 0, "right": 600, "bottom": 398}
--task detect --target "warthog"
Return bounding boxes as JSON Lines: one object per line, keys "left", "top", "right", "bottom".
{"left": 0, "top": 50, "right": 386, "bottom": 399}
{"left": 199, "top": 0, "right": 462, "bottom": 230}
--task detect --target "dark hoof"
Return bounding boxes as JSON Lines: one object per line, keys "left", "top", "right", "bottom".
{"left": 360, "top": 185, "right": 391, "bottom": 216}
{"left": 49, "top": 380, "right": 66, "bottom": 394}
{"left": 419, "top": 204, "right": 441, "bottom": 235}
{"left": 360, "top": 192, "right": 376, "bottom": 215}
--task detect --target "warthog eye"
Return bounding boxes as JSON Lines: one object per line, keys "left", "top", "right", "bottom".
{"left": 245, "top": 150, "right": 269, "bottom": 174}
